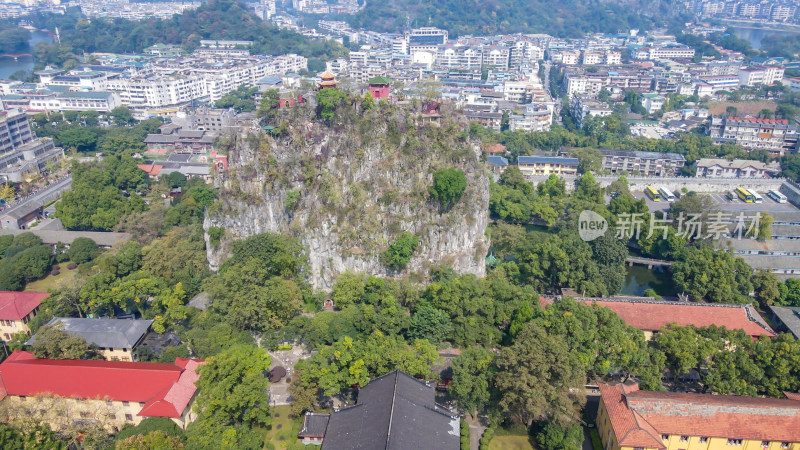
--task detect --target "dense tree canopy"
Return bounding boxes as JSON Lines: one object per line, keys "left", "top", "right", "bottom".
{"left": 349, "top": 0, "right": 682, "bottom": 38}
{"left": 26, "top": 0, "right": 345, "bottom": 60}
{"left": 430, "top": 168, "right": 467, "bottom": 208}
{"left": 672, "top": 246, "right": 753, "bottom": 303}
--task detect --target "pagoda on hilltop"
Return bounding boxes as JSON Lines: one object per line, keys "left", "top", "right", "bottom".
{"left": 317, "top": 71, "right": 339, "bottom": 90}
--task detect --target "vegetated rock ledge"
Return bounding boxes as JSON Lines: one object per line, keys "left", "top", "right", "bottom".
{"left": 205, "top": 98, "right": 490, "bottom": 289}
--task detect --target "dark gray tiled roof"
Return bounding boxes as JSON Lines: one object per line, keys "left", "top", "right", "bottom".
{"left": 299, "top": 413, "right": 330, "bottom": 438}
{"left": 769, "top": 306, "right": 800, "bottom": 340}
{"left": 27, "top": 317, "right": 152, "bottom": 349}
{"left": 322, "top": 370, "right": 460, "bottom": 450}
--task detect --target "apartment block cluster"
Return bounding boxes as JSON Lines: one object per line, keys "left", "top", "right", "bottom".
{"left": 316, "top": 26, "right": 557, "bottom": 133}
{"left": 686, "top": 0, "right": 800, "bottom": 23}
{"left": 0, "top": 41, "right": 307, "bottom": 116}
{"left": 0, "top": 108, "right": 63, "bottom": 182}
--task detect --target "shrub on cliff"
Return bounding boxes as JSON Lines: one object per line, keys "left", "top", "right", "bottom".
{"left": 431, "top": 168, "right": 467, "bottom": 209}
{"left": 383, "top": 231, "right": 419, "bottom": 269}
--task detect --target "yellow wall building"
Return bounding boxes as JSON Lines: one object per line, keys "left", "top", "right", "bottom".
{"left": 597, "top": 382, "right": 800, "bottom": 450}
{"left": 0, "top": 291, "right": 49, "bottom": 341}
{"left": 517, "top": 156, "right": 579, "bottom": 177}
{"left": 0, "top": 351, "right": 203, "bottom": 432}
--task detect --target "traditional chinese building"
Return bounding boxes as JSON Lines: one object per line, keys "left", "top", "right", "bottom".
{"left": 367, "top": 76, "right": 391, "bottom": 99}
{"left": 317, "top": 71, "right": 339, "bottom": 90}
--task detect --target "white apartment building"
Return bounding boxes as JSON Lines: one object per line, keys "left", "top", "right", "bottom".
{"left": 739, "top": 66, "right": 785, "bottom": 87}
{"left": 634, "top": 46, "right": 695, "bottom": 60}
{"left": 28, "top": 91, "right": 121, "bottom": 112}
{"left": 582, "top": 51, "right": 604, "bottom": 65}
{"left": 436, "top": 46, "right": 483, "bottom": 70}
{"left": 483, "top": 47, "right": 510, "bottom": 70}
{"left": 570, "top": 94, "right": 612, "bottom": 128}
{"left": 509, "top": 103, "right": 553, "bottom": 132}
{"left": 85, "top": 55, "right": 306, "bottom": 109}
{"left": 605, "top": 51, "right": 622, "bottom": 65}
{"left": 640, "top": 93, "right": 665, "bottom": 114}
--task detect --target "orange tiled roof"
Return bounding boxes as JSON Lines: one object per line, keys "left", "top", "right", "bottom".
{"left": 137, "top": 164, "right": 162, "bottom": 176}
{"left": 599, "top": 383, "right": 665, "bottom": 449}
{"left": 600, "top": 382, "right": 800, "bottom": 445}
{"left": 581, "top": 299, "right": 775, "bottom": 338}
{"left": 483, "top": 143, "right": 506, "bottom": 153}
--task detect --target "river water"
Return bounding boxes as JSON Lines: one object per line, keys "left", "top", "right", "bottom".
{"left": 730, "top": 26, "right": 800, "bottom": 50}
{"left": 0, "top": 30, "right": 54, "bottom": 80}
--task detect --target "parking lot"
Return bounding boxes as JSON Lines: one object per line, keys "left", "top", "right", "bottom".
{"left": 632, "top": 190, "right": 800, "bottom": 215}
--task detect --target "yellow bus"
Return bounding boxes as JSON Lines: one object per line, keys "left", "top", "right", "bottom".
{"left": 736, "top": 187, "right": 755, "bottom": 203}
{"left": 645, "top": 186, "right": 661, "bottom": 201}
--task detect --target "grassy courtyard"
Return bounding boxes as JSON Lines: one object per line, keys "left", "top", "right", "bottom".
{"left": 488, "top": 424, "right": 535, "bottom": 450}
{"left": 264, "top": 405, "right": 303, "bottom": 450}
{"left": 24, "top": 262, "right": 80, "bottom": 292}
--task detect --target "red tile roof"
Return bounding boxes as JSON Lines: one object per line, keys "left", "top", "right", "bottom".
{"left": 0, "top": 291, "right": 49, "bottom": 321}
{"left": 581, "top": 299, "right": 775, "bottom": 337}
{"left": 137, "top": 163, "right": 162, "bottom": 177}
{"left": 0, "top": 351, "right": 204, "bottom": 418}
{"left": 599, "top": 383, "right": 665, "bottom": 449}
{"left": 785, "top": 392, "right": 800, "bottom": 401}
{"left": 600, "top": 382, "right": 800, "bottom": 445}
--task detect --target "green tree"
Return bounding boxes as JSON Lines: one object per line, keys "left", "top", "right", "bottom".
{"left": 56, "top": 127, "right": 98, "bottom": 152}
{"left": 30, "top": 323, "right": 99, "bottom": 360}
{"left": 115, "top": 431, "right": 184, "bottom": 449}
{"left": 571, "top": 147, "right": 602, "bottom": 174}
{"left": 672, "top": 246, "right": 753, "bottom": 303}
{"left": 316, "top": 88, "right": 347, "bottom": 121}
{"left": 192, "top": 344, "right": 272, "bottom": 429}
{"left": 495, "top": 322, "right": 586, "bottom": 425}
{"left": 430, "top": 168, "right": 468, "bottom": 209}
{"left": 110, "top": 106, "right": 135, "bottom": 125}
{"left": 330, "top": 271, "right": 367, "bottom": 309}
{"left": 225, "top": 232, "right": 307, "bottom": 282}
{"left": 383, "top": 231, "right": 419, "bottom": 269}
{"left": 0, "top": 423, "right": 65, "bottom": 449}
{"left": 407, "top": 306, "right": 452, "bottom": 345}
{"left": 533, "top": 421, "right": 583, "bottom": 450}
{"left": 206, "top": 259, "right": 303, "bottom": 332}
{"left": 757, "top": 212, "right": 773, "bottom": 240}
{"left": 300, "top": 332, "right": 438, "bottom": 396}
{"left": 114, "top": 417, "right": 184, "bottom": 442}
{"left": 752, "top": 269, "right": 781, "bottom": 308}
{"left": 449, "top": 346, "right": 496, "bottom": 416}
{"left": 67, "top": 237, "right": 100, "bottom": 264}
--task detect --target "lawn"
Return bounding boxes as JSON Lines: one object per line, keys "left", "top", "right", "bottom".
{"left": 489, "top": 424, "right": 535, "bottom": 450}
{"left": 488, "top": 436, "right": 535, "bottom": 450}
{"left": 24, "top": 262, "right": 80, "bottom": 292}
{"left": 264, "top": 405, "right": 303, "bottom": 450}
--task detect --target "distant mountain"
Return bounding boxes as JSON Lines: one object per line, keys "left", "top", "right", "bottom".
{"left": 26, "top": 0, "right": 345, "bottom": 60}
{"left": 348, "top": 0, "right": 688, "bottom": 37}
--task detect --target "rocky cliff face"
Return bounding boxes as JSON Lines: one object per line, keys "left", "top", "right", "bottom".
{"left": 206, "top": 101, "right": 489, "bottom": 289}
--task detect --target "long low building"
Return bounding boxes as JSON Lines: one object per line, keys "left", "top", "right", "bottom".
{"left": 597, "top": 382, "right": 800, "bottom": 450}
{"left": 724, "top": 239, "right": 800, "bottom": 278}
{"left": 26, "top": 317, "right": 153, "bottom": 362}
{"left": 546, "top": 296, "right": 775, "bottom": 339}
{"left": 0, "top": 350, "right": 203, "bottom": 431}
{"left": 0, "top": 229, "right": 130, "bottom": 247}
